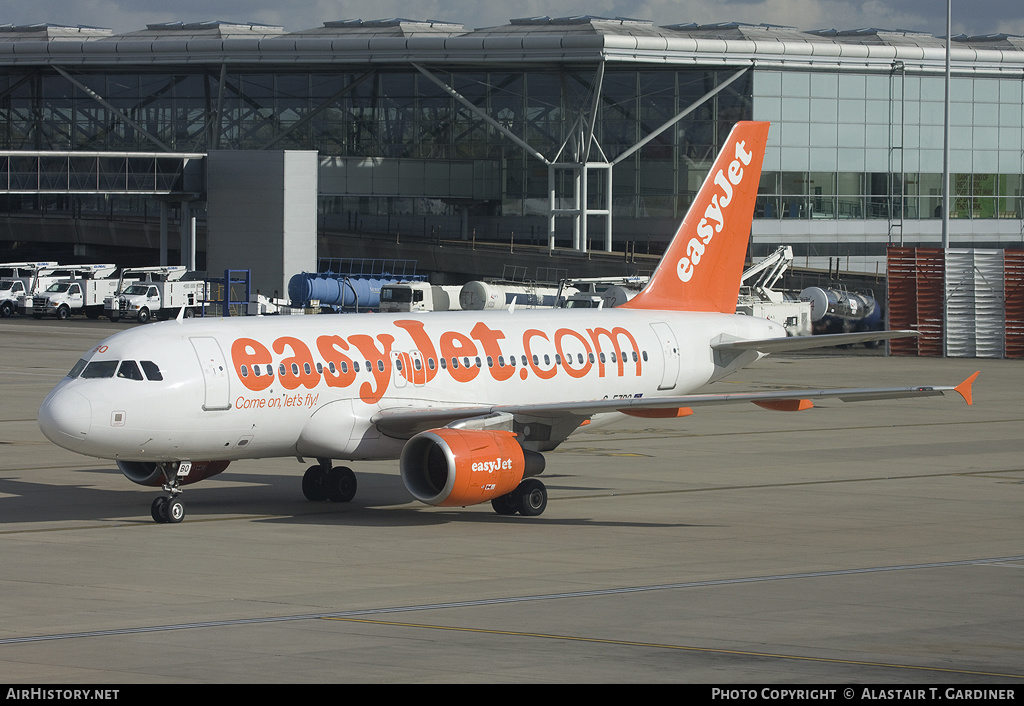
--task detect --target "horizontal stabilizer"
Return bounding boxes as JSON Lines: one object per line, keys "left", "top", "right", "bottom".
{"left": 712, "top": 330, "right": 918, "bottom": 354}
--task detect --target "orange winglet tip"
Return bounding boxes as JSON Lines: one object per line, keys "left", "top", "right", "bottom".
{"left": 753, "top": 399, "right": 814, "bottom": 412}
{"left": 620, "top": 407, "right": 694, "bottom": 419}
{"left": 954, "top": 371, "right": 980, "bottom": 406}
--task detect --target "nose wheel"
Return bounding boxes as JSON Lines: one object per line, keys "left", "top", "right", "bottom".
{"left": 151, "top": 495, "right": 185, "bottom": 523}
{"left": 150, "top": 463, "right": 186, "bottom": 523}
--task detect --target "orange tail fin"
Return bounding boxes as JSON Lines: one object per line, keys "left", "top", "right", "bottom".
{"left": 622, "top": 121, "right": 770, "bottom": 313}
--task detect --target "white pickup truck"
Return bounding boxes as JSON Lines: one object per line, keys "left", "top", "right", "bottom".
{"left": 31, "top": 264, "right": 119, "bottom": 320}
{"left": 0, "top": 261, "right": 60, "bottom": 317}
{"left": 104, "top": 266, "right": 205, "bottom": 323}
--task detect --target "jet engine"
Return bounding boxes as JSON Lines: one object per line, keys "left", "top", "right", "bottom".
{"left": 400, "top": 428, "right": 545, "bottom": 507}
{"left": 117, "top": 460, "right": 230, "bottom": 487}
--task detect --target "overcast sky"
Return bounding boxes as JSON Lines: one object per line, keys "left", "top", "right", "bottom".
{"left": 3, "top": 0, "right": 1023, "bottom": 38}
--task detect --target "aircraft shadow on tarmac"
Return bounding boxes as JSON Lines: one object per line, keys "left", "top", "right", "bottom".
{"left": 0, "top": 468, "right": 706, "bottom": 529}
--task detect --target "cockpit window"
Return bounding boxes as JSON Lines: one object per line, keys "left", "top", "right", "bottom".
{"left": 140, "top": 360, "right": 163, "bottom": 381}
{"left": 117, "top": 360, "right": 144, "bottom": 381}
{"left": 68, "top": 358, "right": 88, "bottom": 378}
{"left": 80, "top": 360, "right": 119, "bottom": 379}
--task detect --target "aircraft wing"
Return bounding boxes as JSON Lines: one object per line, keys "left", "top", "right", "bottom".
{"left": 712, "top": 330, "right": 918, "bottom": 354}
{"left": 371, "top": 372, "right": 978, "bottom": 439}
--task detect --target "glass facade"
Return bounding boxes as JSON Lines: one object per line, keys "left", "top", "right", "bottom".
{"left": 0, "top": 21, "right": 1021, "bottom": 271}
{"left": 0, "top": 65, "right": 751, "bottom": 224}
{"left": 754, "top": 70, "right": 1024, "bottom": 222}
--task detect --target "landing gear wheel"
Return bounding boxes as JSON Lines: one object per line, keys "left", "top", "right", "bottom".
{"left": 302, "top": 465, "right": 328, "bottom": 501}
{"left": 491, "top": 493, "right": 519, "bottom": 516}
{"left": 151, "top": 496, "right": 169, "bottom": 523}
{"left": 165, "top": 498, "right": 185, "bottom": 523}
{"left": 512, "top": 479, "right": 547, "bottom": 517}
{"left": 325, "top": 466, "right": 357, "bottom": 503}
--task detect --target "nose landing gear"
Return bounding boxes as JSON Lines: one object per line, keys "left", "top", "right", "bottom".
{"left": 150, "top": 462, "right": 187, "bottom": 524}
{"left": 151, "top": 494, "right": 185, "bottom": 523}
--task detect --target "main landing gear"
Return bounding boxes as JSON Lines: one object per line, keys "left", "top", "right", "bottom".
{"left": 302, "top": 459, "right": 357, "bottom": 503}
{"left": 490, "top": 478, "right": 548, "bottom": 517}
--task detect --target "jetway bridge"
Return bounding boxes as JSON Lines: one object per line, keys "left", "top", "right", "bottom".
{"left": 0, "top": 150, "right": 205, "bottom": 269}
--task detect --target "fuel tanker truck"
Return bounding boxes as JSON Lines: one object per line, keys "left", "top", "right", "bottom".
{"left": 799, "top": 286, "right": 883, "bottom": 338}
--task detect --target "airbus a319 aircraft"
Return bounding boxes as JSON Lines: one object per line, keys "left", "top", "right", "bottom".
{"left": 38, "top": 121, "right": 977, "bottom": 523}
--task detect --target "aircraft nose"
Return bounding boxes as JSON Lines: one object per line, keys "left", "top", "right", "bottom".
{"left": 38, "top": 387, "right": 92, "bottom": 449}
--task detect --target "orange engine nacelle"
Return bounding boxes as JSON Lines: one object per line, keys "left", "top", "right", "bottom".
{"left": 117, "top": 460, "right": 231, "bottom": 487}
{"left": 400, "top": 428, "right": 545, "bottom": 507}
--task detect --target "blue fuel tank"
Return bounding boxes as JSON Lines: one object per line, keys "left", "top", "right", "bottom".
{"left": 288, "top": 273, "right": 400, "bottom": 309}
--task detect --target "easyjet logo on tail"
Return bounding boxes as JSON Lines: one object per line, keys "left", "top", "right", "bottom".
{"left": 676, "top": 138, "right": 754, "bottom": 283}
{"left": 622, "top": 121, "right": 769, "bottom": 314}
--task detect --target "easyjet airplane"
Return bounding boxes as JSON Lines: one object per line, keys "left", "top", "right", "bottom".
{"left": 37, "top": 122, "right": 977, "bottom": 523}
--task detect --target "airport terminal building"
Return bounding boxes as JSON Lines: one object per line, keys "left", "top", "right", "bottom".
{"left": 1, "top": 16, "right": 1023, "bottom": 276}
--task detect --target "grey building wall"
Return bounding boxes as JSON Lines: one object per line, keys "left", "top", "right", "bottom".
{"left": 206, "top": 151, "right": 317, "bottom": 298}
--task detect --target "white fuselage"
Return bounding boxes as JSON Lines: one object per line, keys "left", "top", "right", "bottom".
{"left": 38, "top": 308, "right": 785, "bottom": 464}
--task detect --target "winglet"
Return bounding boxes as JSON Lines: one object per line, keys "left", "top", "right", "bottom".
{"left": 954, "top": 372, "right": 980, "bottom": 406}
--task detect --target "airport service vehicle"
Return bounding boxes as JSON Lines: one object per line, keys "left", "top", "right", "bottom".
{"left": 0, "top": 278, "right": 28, "bottom": 317}
{"left": 37, "top": 122, "right": 977, "bottom": 524}
{"left": 0, "top": 262, "right": 59, "bottom": 316}
{"left": 31, "top": 264, "right": 118, "bottom": 320}
{"left": 104, "top": 266, "right": 205, "bottom": 323}
{"left": 379, "top": 282, "right": 464, "bottom": 313}
{"left": 459, "top": 280, "right": 578, "bottom": 310}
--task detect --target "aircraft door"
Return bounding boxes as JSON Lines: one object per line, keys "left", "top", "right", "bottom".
{"left": 408, "top": 351, "right": 425, "bottom": 386}
{"left": 391, "top": 351, "right": 408, "bottom": 388}
{"left": 650, "top": 322, "right": 680, "bottom": 390}
{"left": 190, "top": 337, "right": 231, "bottom": 410}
